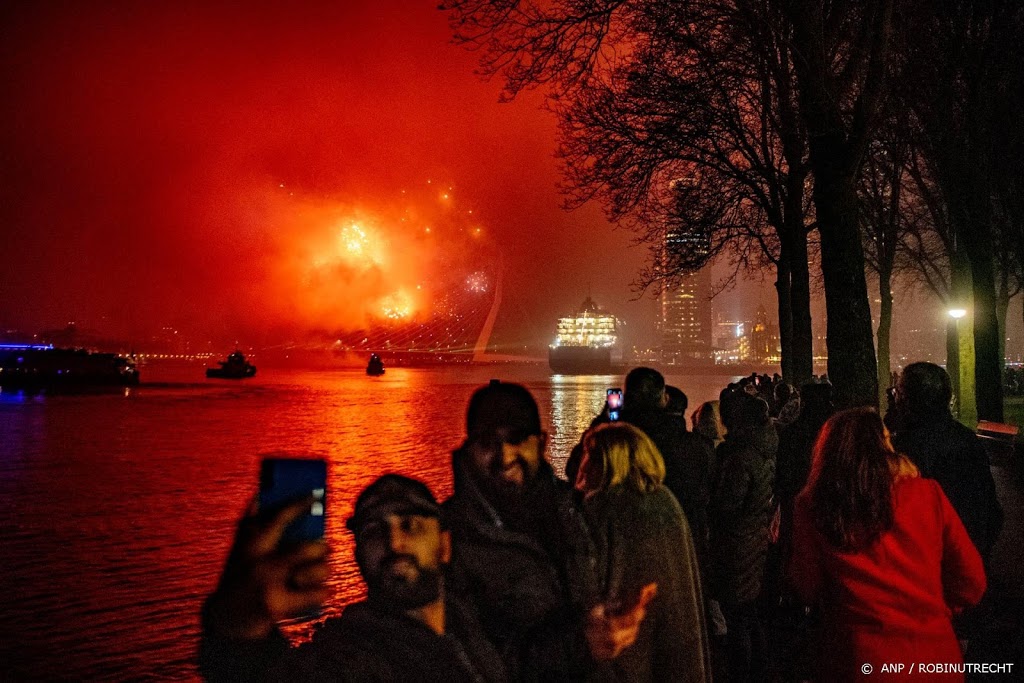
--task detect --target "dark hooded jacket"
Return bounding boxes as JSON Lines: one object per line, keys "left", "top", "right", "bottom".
{"left": 199, "top": 595, "right": 505, "bottom": 682}
{"left": 443, "top": 450, "right": 599, "bottom": 681}
{"left": 892, "top": 412, "right": 1003, "bottom": 559}
{"left": 708, "top": 421, "right": 778, "bottom": 605}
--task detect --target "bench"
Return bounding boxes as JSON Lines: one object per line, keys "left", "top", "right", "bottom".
{"left": 977, "top": 420, "right": 1019, "bottom": 466}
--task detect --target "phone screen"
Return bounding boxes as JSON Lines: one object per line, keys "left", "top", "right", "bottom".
{"left": 259, "top": 457, "right": 327, "bottom": 546}
{"left": 606, "top": 388, "right": 623, "bottom": 421}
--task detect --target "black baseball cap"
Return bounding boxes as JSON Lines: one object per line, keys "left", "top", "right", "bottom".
{"left": 346, "top": 474, "right": 441, "bottom": 533}
{"left": 466, "top": 381, "right": 542, "bottom": 445}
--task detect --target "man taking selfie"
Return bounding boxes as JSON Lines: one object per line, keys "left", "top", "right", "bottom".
{"left": 199, "top": 474, "right": 505, "bottom": 682}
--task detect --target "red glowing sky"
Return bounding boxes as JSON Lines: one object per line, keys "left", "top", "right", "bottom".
{"left": 1, "top": 0, "right": 674, "bottom": 350}
{"left": 5, "top": 1, "right": 1013, "bottom": 364}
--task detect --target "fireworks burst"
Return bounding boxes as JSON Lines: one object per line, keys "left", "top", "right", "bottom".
{"left": 379, "top": 290, "right": 415, "bottom": 320}
{"left": 465, "top": 271, "right": 489, "bottom": 293}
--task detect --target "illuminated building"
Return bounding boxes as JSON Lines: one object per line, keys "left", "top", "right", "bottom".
{"left": 659, "top": 209, "right": 713, "bottom": 363}
{"left": 749, "top": 304, "right": 781, "bottom": 363}
{"left": 713, "top": 317, "right": 748, "bottom": 364}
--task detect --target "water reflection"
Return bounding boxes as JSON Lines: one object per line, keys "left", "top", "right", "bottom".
{"left": 0, "top": 364, "right": 740, "bottom": 680}
{"left": 548, "top": 374, "right": 615, "bottom": 475}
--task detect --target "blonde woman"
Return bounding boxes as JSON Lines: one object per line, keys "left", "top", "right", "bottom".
{"left": 575, "top": 422, "right": 711, "bottom": 682}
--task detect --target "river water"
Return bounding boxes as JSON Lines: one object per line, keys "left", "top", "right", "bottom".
{"left": 0, "top": 363, "right": 735, "bottom": 680}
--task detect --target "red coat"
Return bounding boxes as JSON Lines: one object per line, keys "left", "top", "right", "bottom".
{"left": 789, "top": 476, "right": 986, "bottom": 682}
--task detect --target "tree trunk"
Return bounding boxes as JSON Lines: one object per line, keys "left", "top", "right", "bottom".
{"left": 785, "top": 211, "right": 814, "bottom": 388}
{"left": 967, "top": 243, "right": 1003, "bottom": 421}
{"left": 956, "top": 144, "right": 1003, "bottom": 421}
{"left": 948, "top": 252, "right": 975, "bottom": 424}
{"left": 785, "top": 0, "right": 888, "bottom": 408}
{"left": 946, "top": 317, "right": 960, "bottom": 403}
{"left": 775, "top": 257, "right": 794, "bottom": 384}
{"left": 996, "top": 268, "right": 1009, "bottom": 368}
{"left": 813, "top": 148, "right": 880, "bottom": 408}
{"left": 877, "top": 268, "right": 893, "bottom": 404}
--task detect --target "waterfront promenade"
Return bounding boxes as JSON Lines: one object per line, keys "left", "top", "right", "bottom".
{"left": 977, "top": 447, "right": 1024, "bottom": 670}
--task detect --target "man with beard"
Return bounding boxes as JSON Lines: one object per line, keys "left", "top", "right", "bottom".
{"left": 199, "top": 474, "right": 505, "bottom": 682}
{"left": 445, "top": 381, "right": 654, "bottom": 680}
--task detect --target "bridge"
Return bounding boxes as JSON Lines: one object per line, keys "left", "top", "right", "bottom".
{"left": 333, "top": 254, "right": 544, "bottom": 364}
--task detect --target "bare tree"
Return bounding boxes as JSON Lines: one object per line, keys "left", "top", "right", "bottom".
{"left": 778, "top": 0, "right": 896, "bottom": 407}
{"left": 894, "top": 0, "right": 1024, "bottom": 421}
{"left": 445, "top": 0, "right": 818, "bottom": 383}
{"left": 859, "top": 129, "right": 911, "bottom": 400}
{"left": 554, "top": 0, "right": 816, "bottom": 383}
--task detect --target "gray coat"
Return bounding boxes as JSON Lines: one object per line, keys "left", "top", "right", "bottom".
{"left": 580, "top": 485, "right": 712, "bottom": 682}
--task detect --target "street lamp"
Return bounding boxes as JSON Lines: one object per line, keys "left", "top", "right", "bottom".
{"left": 947, "top": 307, "right": 976, "bottom": 426}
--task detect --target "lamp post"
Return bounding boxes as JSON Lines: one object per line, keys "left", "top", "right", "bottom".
{"left": 947, "top": 308, "right": 976, "bottom": 427}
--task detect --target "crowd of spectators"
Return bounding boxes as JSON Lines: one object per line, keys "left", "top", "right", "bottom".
{"left": 200, "top": 362, "right": 1005, "bottom": 682}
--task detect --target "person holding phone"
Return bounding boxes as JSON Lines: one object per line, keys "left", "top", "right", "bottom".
{"left": 200, "top": 473, "right": 506, "bottom": 682}
{"left": 574, "top": 422, "right": 712, "bottom": 682}
{"left": 445, "top": 381, "right": 654, "bottom": 680}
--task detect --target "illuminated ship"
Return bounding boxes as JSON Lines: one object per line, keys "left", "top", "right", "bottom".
{"left": 549, "top": 297, "right": 620, "bottom": 375}
{"left": 0, "top": 344, "right": 140, "bottom": 388}
{"left": 206, "top": 351, "right": 257, "bottom": 379}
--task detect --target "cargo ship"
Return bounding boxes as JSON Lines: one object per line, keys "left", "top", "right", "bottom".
{"left": 0, "top": 344, "right": 140, "bottom": 388}
{"left": 548, "top": 297, "right": 620, "bottom": 375}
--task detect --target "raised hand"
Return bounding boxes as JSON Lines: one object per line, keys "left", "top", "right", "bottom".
{"left": 204, "top": 497, "right": 331, "bottom": 640}
{"left": 585, "top": 582, "right": 658, "bottom": 661}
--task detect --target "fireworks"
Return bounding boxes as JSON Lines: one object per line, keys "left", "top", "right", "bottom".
{"left": 379, "top": 290, "right": 415, "bottom": 320}
{"left": 465, "top": 271, "right": 489, "bottom": 293}
{"left": 337, "top": 222, "right": 385, "bottom": 266}
{"left": 284, "top": 179, "right": 492, "bottom": 332}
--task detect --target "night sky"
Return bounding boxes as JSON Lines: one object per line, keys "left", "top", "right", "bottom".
{"left": 1, "top": 1, "right": 659, "bottom": 349}
{"left": 2, "top": 1, "right": 1021, "bottom": 360}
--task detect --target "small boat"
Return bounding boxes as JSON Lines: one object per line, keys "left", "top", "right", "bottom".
{"left": 206, "top": 351, "right": 257, "bottom": 379}
{"left": 366, "top": 353, "right": 385, "bottom": 376}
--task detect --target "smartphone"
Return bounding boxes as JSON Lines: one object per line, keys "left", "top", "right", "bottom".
{"left": 606, "top": 388, "right": 623, "bottom": 421}
{"left": 259, "top": 457, "right": 327, "bottom": 547}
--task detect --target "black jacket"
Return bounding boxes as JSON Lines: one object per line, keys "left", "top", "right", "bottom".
{"left": 444, "top": 451, "right": 598, "bottom": 681}
{"left": 892, "top": 413, "right": 1003, "bottom": 559}
{"left": 708, "top": 422, "right": 777, "bottom": 605}
{"left": 199, "top": 596, "right": 506, "bottom": 682}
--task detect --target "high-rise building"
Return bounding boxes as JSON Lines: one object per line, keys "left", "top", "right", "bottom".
{"left": 660, "top": 269, "right": 713, "bottom": 363}
{"left": 660, "top": 179, "right": 713, "bottom": 364}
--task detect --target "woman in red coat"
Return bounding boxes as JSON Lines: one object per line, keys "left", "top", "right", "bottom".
{"left": 789, "top": 408, "right": 985, "bottom": 682}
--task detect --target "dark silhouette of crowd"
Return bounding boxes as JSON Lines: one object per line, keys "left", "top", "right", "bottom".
{"left": 200, "top": 362, "right": 1008, "bottom": 682}
{"left": 1003, "top": 367, "right": 1024, "bottom": 397}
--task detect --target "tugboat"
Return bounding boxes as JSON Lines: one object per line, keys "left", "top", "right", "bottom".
{"left": 366, "top": 353, "right": 385, "bottom": 376}
{"left": 206, "top": 350, "right": 257, "bottom": 379}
